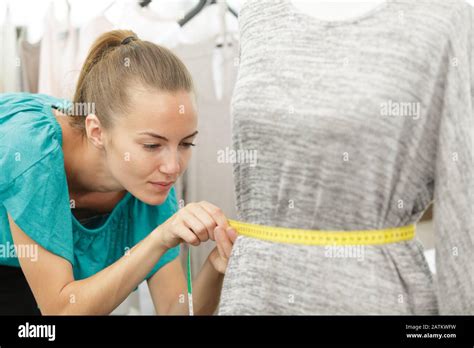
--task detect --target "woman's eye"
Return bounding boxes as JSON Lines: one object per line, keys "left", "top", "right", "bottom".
{"left": 143, "top": 144, "right": 161, "bottom": 150}
{"left": 143, "top": 143, "right": 195, "bottom": 151}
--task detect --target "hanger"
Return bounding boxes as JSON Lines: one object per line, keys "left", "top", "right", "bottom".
{"left": 139, "top": 0, "right": 153, "bottom": 8}
{"left": 178, "top": 0, "right": 237, "bottom": 27}
{"left": 179, "top": 0, "right": 237, "bottom": 48}
{"left": 137, "top": 0, "right": 237, "bottom": 27}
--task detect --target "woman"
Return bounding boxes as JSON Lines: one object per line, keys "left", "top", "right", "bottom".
{"left": 0, "top": 30, "right": 237, "bottom": 315}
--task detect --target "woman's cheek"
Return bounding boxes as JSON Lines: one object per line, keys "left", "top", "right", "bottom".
{"left": 112, "top": 144, "right": 149, "bottom": 178}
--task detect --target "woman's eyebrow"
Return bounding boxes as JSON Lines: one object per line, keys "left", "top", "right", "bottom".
{"left": 182, "top": 131, "right": 199, "bottom": 140}
{"left": 137, "top": 131, "right": 198, "bottom": 141}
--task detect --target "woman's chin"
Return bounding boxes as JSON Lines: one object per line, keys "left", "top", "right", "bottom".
{"left": 139, "top": 189, "right": 170, "bottom": 206}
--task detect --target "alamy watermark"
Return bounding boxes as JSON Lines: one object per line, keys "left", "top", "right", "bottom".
{"left": 324, "top": 244, "right": 365, "bottom": 262}
{"left": 54, "top": 100, "right": 96, "bottom": 116}
{"left": 18, "top": 322, "right": 55, "bottom": 341}
{"left": 380, "top": 100, "right": 420, "bottom": 120}
{"left": 0, "top": 242, "right": 38, "bottom": 262}
{"left": 217, "top": 147, "right": 258, "bottom": 167}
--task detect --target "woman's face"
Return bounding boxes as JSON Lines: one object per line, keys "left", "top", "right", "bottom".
{"left": 102, "top": 88, "right": 198, "bottom": 205}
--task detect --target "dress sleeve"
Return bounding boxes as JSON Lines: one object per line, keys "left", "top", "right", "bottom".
{"left": 433, "top": 2, "right": 474, "bottom": 314}
{"left": 0, "top": 146, "right": 75, "bottom": 266}
{"left": 144, "top": 186, "right": 181, "bottom": 281}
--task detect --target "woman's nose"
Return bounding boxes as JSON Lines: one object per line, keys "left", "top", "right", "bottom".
{"left": 159, "top": 150, "right": 181, "bottom": 175}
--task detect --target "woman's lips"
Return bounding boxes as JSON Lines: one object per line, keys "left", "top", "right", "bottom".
{"left": 149, "top": 181, "right": 174, "bottom": 191}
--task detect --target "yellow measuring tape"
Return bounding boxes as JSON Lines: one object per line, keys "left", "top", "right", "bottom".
{"left": 227, "top": 219, "right": 415, "bottom": 246}
{"left": 185, "top": 220, "right": 415, "bottom": 315}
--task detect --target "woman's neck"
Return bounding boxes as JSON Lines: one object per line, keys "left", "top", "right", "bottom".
{"left": 53, "top": 108, "right": 124, "bottom": 195}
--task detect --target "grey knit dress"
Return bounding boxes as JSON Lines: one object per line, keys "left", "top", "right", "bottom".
{"left": 218, "top": 0, "right": 473, "bottom": 315}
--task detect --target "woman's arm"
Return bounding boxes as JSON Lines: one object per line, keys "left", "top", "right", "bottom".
{"left": 7, "top": 212, "right": 166, "bottom": 315}
{"left": 148, "top": 227, "right": 237, "bottom": 315}
{"left": 147, "top": 255, "right": 224, "bottom": 315}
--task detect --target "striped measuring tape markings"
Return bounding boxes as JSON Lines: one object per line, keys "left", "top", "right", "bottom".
{"left": 183, "top": 244, "right": 194, "bottom": 316}
{"left": 185, "top": 219, "right": 415, "bottom": 315}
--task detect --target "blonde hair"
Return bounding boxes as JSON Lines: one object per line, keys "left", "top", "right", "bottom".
{"left": 70, "top": 29, "right": 194, "bottom": 132}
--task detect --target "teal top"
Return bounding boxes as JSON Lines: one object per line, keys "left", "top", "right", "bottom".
{"left": 0, "top": 93, "right": 180, "bottom": 284}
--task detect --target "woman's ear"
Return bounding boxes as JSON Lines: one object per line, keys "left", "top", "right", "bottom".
{"left": 84, "top": 114, "right": 106, "bottom": 149}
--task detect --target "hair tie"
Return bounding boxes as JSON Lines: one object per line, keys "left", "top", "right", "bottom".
{"left": 121, "top": 36, "right": 136, "bottom": 45}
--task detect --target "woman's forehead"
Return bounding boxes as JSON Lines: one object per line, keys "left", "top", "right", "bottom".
{"left": 113, "top": 90, "right": 198, "bottom": 138}
{"left": 129, "top": 88, "right": 196, "bottom": 116}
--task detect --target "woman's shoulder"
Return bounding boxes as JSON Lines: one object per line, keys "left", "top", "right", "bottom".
{"left": 0, "top": 93, "right": 69, "bottom": 115}
{"left": 0, "top": 93, "right": 67, "bottom": 189}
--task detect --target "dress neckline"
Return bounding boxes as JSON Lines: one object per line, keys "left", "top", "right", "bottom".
{"left": 285, "top": 0, "right": 392, "bottom": 28}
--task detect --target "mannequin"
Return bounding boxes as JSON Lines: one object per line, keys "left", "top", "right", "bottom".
{"left": 290, "top": 0, "right": 387, "bottom": 22}
{"left": 218, "top": 0, "right": 473, "bottom": 316}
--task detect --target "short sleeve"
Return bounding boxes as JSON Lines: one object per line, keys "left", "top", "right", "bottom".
{"left": 144, "top": 186, "right": 181, "bottom": 281}
{"left": 433, "top": 2, "right": 474, "bottom": 314}
{"left": 0, "top": 146, "right": 75, "bottom": 266}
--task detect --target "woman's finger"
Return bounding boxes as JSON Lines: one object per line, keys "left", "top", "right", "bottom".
{"left": 214, "top": 227, "right": 227, "bottom": 259}
{"left": 226, "top": 228, "right": 238, "bottom": 243}
{"left": 180, "top": 209, "right": 209, "bottom": 242}
{"left": 187, "top": 203, "right": 217, "bottom": 240}
{"left": 216, "top": 226, "right": 233, "bottom": 259}
{"left": 174, "top": 221, "right": 200, "bottom": 246}
{"left": 198, "top": 201, "right": 229, "bottom": 229}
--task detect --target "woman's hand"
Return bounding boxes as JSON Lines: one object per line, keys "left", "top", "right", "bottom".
{"left": 208, "top": 227, "right": 238, "bottom": 274}
{"left": 154, "top": 201, "right": 229, "bottom": 249}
